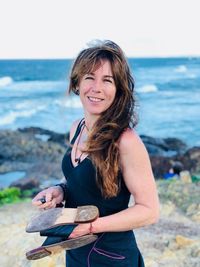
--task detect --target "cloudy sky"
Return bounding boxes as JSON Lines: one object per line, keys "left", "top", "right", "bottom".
{"left": 0, "top": 0, "right": 199, "bottom": 58}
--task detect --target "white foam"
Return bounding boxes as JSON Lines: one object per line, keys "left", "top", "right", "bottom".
{"left": 137, "top": 84, "right": 158, "bottom": 93}
{"left": 7, "top": 80, "right": 65, "bottom": 92}
{"left": 0, "top": 105, "right": 46, "bottom": 125}
{"left": 0, "top": 76, "right": 13, "bottom": 87}
{"left": 35, "top": 134, "right": 50, "bottom": 142}
{"left": 187, "top": 74, "right": 196, "bottom": 79}
{"left": 55, "top": 97, "right": 82, "bottom": 108}
{"left": 15, "top": 101, "right": 34, "bottom": 109}
{"left": 174, "top": 65, "right": 188, "bottom": 73}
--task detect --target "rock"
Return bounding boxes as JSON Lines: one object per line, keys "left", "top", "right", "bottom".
{"left": 160, "top": 249, "right": 177, "bottom": 260}
{"left": 191, "top": 210, "right": 200, "bottom": 223}
{"left": 0, "top": 128, "right": 67, "bottom": 189}
{"left": 0, "top": 129, "right": 66, "bottom": 162}
{"left": 149, "top": 156, "right": 173, "bottom": 178}
{"left": 141, "top": 135, "right": 187, "bottom": 156}
{"left": 163, "top": 137, "right": 187, "bottom": 154}
{"left": 0, "top": 128, "right": 200, "bottom": 189}
{"left": 175, "top": 235, "right": 196, "bottom": 247}
{"left": 144, "top": 258, "right": 159, "bottom": 267}
{"left": 176, "top": 146, "right": 200, "bottom": 174}
{"left": 10, "top": 177, "right": 40, "bottom": 190}
{"left": 1, "top": 180, "right": 200, "bottom": 267}
{"left": 180, "top": 170, "right": 192, "bottom": 183}
{"left": 157, "top": 179, "right": 200, "bottom": 223}
{"left": 160, "top": 201, "right": 176, "bottom": 217}
{"left": 18, "top": 127, "right": 69, "bottom": 146}
{"left": 186, "top": 203, "right": 199, "bottom": 218}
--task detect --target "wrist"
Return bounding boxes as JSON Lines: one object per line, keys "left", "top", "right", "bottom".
{"left": 89, "top": 218, "right": 101, "bottom": 234}
{"left": 55, "top": 183, "right": 67, "bottom": 201}
{"left": 89, "top": 222, "right": 93, "bottom": 234}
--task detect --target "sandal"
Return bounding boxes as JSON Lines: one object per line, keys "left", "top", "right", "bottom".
{"left": 26, "top": 205, "right": 99, "bottom": 232}
{"left": 26, "top": 234, "right": 98, "bottom": 260}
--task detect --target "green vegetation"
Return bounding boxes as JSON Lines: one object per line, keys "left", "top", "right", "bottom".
{"left": 0, "top": 187, "right": 21, "bottom": 205}
{"left": 0, "top": 187, "right": 35, "bottom": 206}
{"left": 157, "top": 178, "right": 200, "bottom": 213}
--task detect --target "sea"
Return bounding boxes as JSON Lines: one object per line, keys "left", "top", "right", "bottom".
{"left": 0, "top": 57, "right": 200, "bottom": 148}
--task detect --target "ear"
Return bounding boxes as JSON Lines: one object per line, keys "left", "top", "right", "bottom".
{"left": 74, "top": 88, "right": 80, "bottom": 95}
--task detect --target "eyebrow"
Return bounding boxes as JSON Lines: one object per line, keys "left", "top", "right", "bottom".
{"left": 104, "top": 75, "right": 114, "bottom": 79}
{"left": 87, "top": 73, "right": 114, "bottom": 79}
{"left": 85, "top": 72, "right": 114, "bottom": 80}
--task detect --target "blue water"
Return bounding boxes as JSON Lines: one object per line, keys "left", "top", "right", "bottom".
{"left": 0, "top": 171, "right": 26, "bottom": 188}
{"left": 0, "top": 58, "right": 200, "bottom": 147}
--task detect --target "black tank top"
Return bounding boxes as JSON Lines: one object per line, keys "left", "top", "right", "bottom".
{"left": 61, "top": 119, "right": 145, "bottom": 267}
{"left": 61, "top": 119, "right": 131, "bottom": 216}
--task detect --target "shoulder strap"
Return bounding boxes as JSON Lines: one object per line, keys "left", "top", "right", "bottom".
{"left": 70, "top": 118, "right": 85, "bottom": 145}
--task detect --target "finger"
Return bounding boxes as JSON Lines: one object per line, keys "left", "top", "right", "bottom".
{"left": 38, "top": 201, "right": 53, "bottom": 209}
{"left": 45, "top": 191, "right": 53, "bottom": 202}
{"left": 32, "top": 189, "right": 47, "bottom": 202}
{"left": 32, "top": 197, "right": 45, "bottom": 206}
{"left": 42, "top": 200, "right": 56, "bottom": 210}
{"left": 38, "top": 197, "right": 46, "bottom": 204}
{"left": 49, "top": 198, "right": 57, "bottom": 208}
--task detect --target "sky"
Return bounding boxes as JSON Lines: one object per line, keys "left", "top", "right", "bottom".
{"left": 0, "top": 0, "right": 199, "bottom": 59}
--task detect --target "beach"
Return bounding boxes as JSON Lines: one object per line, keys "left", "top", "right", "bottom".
{"left": 0, "top": 57, "right": 200, "bottom": 266}
{"left": 0, "top": 179, "right": 200, "bottom": 267}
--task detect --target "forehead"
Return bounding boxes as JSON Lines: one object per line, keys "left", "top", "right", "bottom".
{"left": 85, "top": 59, "right": 113, "bottom": 75}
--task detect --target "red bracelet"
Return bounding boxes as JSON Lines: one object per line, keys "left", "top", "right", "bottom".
{"left": 89, "top": 222, "right": 93, "bottom": 234}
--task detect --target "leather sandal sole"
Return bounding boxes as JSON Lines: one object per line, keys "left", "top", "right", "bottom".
{"left": 26, "top": 234, "right": 98, "bottom": 260}
{"left": 26, "top": 205, "right": 99, "bottom": 232}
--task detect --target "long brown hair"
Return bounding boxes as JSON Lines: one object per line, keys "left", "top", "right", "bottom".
{"left": 69, "top": 40, "right": 137, "bottom": 198}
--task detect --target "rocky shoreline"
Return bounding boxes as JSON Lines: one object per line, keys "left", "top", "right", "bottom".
{"left": 0, "top": 127, "right": 199, "bottom": 190}
{"left": 0, "top": 127, "right": 200, "bottom": 266}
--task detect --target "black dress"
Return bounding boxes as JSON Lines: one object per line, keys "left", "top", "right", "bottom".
{"left": 62, "top": 120, "right": 145, "bottom": 267}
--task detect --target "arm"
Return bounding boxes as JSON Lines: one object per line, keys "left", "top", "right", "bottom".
{"left": 69, "top": 129, "right": 159, "bottom": 237}
{"left": 92, "top": 129, "right": 160, "bottom": 232}
{"left": 32, "top": 119, "right": 81, "bottom": 209}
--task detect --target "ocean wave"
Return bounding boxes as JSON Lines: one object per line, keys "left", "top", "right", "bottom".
{"left": 0, "top": 106, "right": 46, "bottom": 126}
{"left": 5, "top": 80, "right": 66, "bottom": 92}
{"left": 0, "top": 76, "right": 13, "bottom": 87}
{"left": 137, "top": 84, "right": 158, "bottom": 93}
{"left": 55, "top": 97, "right": 82, "bottom": 108}
{"left": 187, "top": 74, "right": 197, "bottom": 79}
{"left": 174, "top": 65, "right": 188, "bottom": 73}
{"left": 15, "top": 101, "right": 47, "bottom": 110}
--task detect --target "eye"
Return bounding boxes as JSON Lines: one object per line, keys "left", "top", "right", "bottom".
{"left": 104, "top": 79, "right": 113, "bottom": 83}
{"left": 85, "top": 75, "right": 94, "bottom": 80}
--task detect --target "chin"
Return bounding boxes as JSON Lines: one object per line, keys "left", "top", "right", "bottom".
{"left": 86, "top": 107, "right": 106, "bottom": 116}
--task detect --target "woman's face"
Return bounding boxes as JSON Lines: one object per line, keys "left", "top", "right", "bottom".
{"left": 78, "top": 60, "right": 116, "bottom": 118}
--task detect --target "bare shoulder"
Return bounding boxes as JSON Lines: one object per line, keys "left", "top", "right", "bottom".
{"left": 69, "top": 119, "right": 82, "bottom": 142}
{"left": 119, "top": 128, "right": 146, "bottom": 154}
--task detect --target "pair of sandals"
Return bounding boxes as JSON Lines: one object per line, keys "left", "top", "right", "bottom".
{"left": 26, "top": 205, "right": 99, "bottom": 260}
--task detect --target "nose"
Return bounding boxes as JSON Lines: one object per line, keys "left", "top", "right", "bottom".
{"left": 91, "top": 79, "right": 101, "bottom": 93}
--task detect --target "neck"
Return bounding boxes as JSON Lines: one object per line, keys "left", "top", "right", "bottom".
{"left": 84, "top": 113, "right": 99, "bottom": 131}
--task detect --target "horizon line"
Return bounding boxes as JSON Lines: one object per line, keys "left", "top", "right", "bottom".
{"left": 0, "top": 55, "right": 200, "bottom": 60}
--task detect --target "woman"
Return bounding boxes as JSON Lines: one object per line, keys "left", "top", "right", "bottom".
{"left": 32, "top": 40, "right": 160, "bottom": 266}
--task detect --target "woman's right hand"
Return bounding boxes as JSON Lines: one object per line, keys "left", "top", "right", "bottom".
{"left": 32, "top": 186, "right": 64, "bottom": 209}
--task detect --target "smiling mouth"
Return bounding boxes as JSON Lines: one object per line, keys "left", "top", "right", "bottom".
{"left": 88, "top": 96, "right": 104, "bottom": 102}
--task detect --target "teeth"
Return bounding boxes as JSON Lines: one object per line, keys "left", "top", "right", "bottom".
{"left": 88, "top": 97, "right": 103, "bottom": 102}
